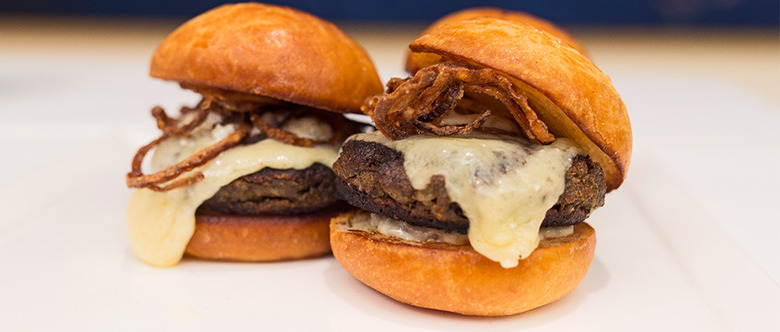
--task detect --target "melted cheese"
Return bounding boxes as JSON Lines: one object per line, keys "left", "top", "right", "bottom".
{"left": 352, "top": 131, "right": 577, "bottom": 268}
{"left": 127, "top": 128, "right": 339, "bottom": 267}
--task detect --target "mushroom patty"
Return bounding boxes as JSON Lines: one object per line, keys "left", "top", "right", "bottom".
{"left": 198, "top": 163, "right": 338, "bottom": 215}
{"left": 333, "top": 139, "right": 606, "bottom": 233}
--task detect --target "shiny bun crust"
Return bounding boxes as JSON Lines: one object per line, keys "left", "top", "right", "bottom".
{"left": 410, "top": 18, "right": 631, "bottom": 190}
{"left": 150, "top": 3, "right": 383, "bottom": 113}
{"left": 406, "top": 7, "right": 588, "bottom": 73}
{"left": 329, "top": 211, "right": 596, "bottom": 316}
{"left": 185, "top": 206, "right": 352, "bottom": 261}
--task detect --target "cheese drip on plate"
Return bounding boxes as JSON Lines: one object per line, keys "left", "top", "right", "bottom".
{"left": 352, "top": 131, "right": 578, "bottom": 268}
{"left": 127, "top": 120, "right": 339, "bottom": 267}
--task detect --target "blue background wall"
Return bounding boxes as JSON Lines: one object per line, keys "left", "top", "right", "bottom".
{"left": 1, "top": 0, "right": 777, "bottom": 25}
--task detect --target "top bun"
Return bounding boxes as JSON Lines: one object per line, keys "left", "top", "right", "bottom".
{"left": 410, "top": 18, "right": 631, "bottom": 190}
{"left": 406, "top": 7, "right": 588, "bottom": 73}
{"left": 150, "top": 3, "right": 383, "bottom": 113}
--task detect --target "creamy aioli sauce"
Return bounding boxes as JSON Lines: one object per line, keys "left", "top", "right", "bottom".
{"left": 351, "top": 131, "right": 577, "bottom": 268}
{"left": 342, "top": 212, "right": 573, "bottom": 246}
{"left": 345, "top": 213, "right": 470, "bottom": 245}
{"left": 127, "top": 117, "right": 339, "bottom": 267}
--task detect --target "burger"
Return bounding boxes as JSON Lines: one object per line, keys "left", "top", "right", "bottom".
{"left": 124, "top": 3, "right": 382, "bottom": 267}
{"left": 329, "top": 17, "right": 631, "bottom": 316}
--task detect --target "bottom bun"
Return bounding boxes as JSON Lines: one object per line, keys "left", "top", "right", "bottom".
{"left": 185, "top": 204, "right": 353, "bottom": 262}
{"left": 329, "top": 211, "right": 596, "bottom": 316}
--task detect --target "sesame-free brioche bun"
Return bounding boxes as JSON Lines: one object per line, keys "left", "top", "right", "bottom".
{"left": 409, "top": 18, "right": 631, "bottom": 190}
{"left": 329, "top": 211, "right": 596, "bottom": 316}
{"left": 405, "top": 7, "right": 588, "bottom": 73}
{"left": 185, "top": 204, "right": 354, "bottom": 262}
{"left": 150, "top": 2, "right": 383, "bottom": 113}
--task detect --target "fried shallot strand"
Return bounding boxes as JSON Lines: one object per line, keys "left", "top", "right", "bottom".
{"left": 460, "top": 74, "right": 554, "bottom": 144}
{"left": 126, "top": 98, "right": 249, "bottom": 191}
{"left": 368, "top": 62, "right": 555, "bottom": 143}
{"left": 127, "top": 96, "right": 345, "bottom": 191}
{"left": 151, "top": 98, "right": 216, "bottom": 137}
{"left": 126, "top": 122, "right": 250, "bottom": 191}
{"left": 249, "top": 109, "right": 345, "bottom": 147}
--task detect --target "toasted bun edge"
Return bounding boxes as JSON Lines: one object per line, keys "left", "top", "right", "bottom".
{"left": 329, "top": 210, "right": 596, "bottom": 316}
{"left": 150, "top": 3, "right": 383, "bottom": 113}
{"left": 405, "top": 7, "right": 588, "bottom": 73}
{"left": 185, "top": 205, "right": 354, "bottom": 261}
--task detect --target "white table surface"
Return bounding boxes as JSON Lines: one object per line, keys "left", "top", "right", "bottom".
{"left": 0, "top": 17, "right": 778, "bottom": 331}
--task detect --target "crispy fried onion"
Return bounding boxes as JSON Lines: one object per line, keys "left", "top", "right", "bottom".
{"left": 249, "top": 105, "right": 348, "bottom": 147}
{"left": 365, "top": 62, "right": 555, "bottom": 144}
{"left": 126, "top": 98, "right": 346, "bottom": 191}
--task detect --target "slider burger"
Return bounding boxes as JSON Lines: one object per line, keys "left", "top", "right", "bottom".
{"left": 125, "top": 3, "right": 382, "bottom": 267}
{"left": 330, "top": 17, "right": 631, "bottom": 316}
{"left": 405, "top": 7, "right": 589, "bottom": 73}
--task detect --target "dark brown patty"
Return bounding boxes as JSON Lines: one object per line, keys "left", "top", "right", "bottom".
{"left": 333, "top": 139, "right": 605, "bottom": 234}
{"left": 543, "top": 154, "right": 606, "bottom": 227}
{"left": 198, "top": 163, "right": 338, "bottom": 215}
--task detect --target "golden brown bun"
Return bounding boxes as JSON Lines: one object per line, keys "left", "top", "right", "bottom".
{"left": 185, "top": 205, "right": 353, "bottom": 261}
{"left": 330, "top": 211, "right": 596, "bottom": 316}
{"left": 410, "top": 18, "right": 631, "bottom": 190}
{"left": 150, "top": 3, "right": 383, "bottom": 113}
{"left": 406, "top": 7, "right": 588, "bottom": 73}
